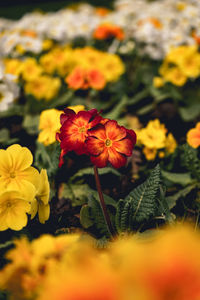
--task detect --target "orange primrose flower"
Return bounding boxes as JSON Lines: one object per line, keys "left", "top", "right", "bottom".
{"left": 187, "top": 122, "right": 200, "bottom": 148}
{"left": 65, "top": 67, "right": 105, "bottom": 90}
{"left": 93, "top": 24, "right": 125, "bottom": 41}
{"left": 86, "top": 120, "right": 136, "bottom": 168}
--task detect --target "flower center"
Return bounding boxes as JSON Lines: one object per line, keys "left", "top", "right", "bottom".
{"left": 105, "top": 138, "right": 112, "bottom": 147}
{"left": 79, "top": 127, "right": 86, "bottom": 133}
{"left": 10, "top": 172, "right": 16, "bottom": 178}
{"left": 6, "top": 201, "right": 12, "bottom": 208}
{"left": 0, "top": 92, "right": 4, "bottom": 103}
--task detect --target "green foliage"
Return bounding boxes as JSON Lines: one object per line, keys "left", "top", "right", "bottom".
{"left": 80, "top": 192, "right": 116, "bottom": 238}
{"left": 22, "top": 114, "right": 39, "bottom": 135}
{"left": 115, "top": 165, "right": 169, "bottom": 233}
{"left": 161, "top": 170, "right": 194, "bottom": 186}
{"left": 34, "top": 142, "right": 60, "bottom": 178}
{"left": 181, "top": 144, "right": 200, "bottom": 181}
{"left": 59, "top": 183, "right": 91, "bottom": 207}
{"left": 70, "top": 166, "right": 120, "bottom": 182}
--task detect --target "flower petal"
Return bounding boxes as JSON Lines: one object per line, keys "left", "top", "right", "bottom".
{"left": 0, "top": 149, "right": 12, "bottom": 173}
{"left": 88, "top": 124, "right": 106, "bottom": 141}
{"left": 112, "top": 138, "right": 133, "bottom": 156}
{"left": 7, "top": 144, "right": 33, "bottom": 171}
{"left": 108, "top": 147, "right": 127, "bottom": 168}
{"left": 38, "top": 203, "right": 50, "bottom": 224}
{"left": 105, "top": 120, "right": 126, "bottom": 141}
{"left": 90, "top": 148, "right": 108, "bottom": 168}
{"left": 86, "top": 137, "right": 105, "bottom": 155}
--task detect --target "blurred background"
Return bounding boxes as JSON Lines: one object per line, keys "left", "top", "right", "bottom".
{"left": 0, "top": 0, "right": 114, "bottom": 19}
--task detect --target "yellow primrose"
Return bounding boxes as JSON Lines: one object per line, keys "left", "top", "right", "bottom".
{"left": 143, "top": 147, "right": 157, "bottom": 160}
{"left": 21, "top": 58, "right": 43, "bottom": 82}
{"left": 31, "top": 169, "right": 50, "bottom": 224}
{"left": 67, "top": 105, "right": 85, "bottom": 114}
{"left": 137, "top": 120, "right": 166, "bottom": 149}
{"left": 4, "top": 58, "right": 23, "bottom": 79}
{"left": 178, "top": 52, "right": 200, "bottom": 78}
{"left": 165, "top": 133, "right": 177, "bottom": 154}
{"left": 153, "top": 76, "right": 165, "bottom": 88}
{"left": 162, "top": 67, "right": 187, "bottom": 86}
{"left": 0, "top": 144, "right": 39, "bottom": 192}
{"left": 42, "top": 39, "right": 54, "bottom": 51}
{"left": 0, "top": 190, "right": 33, "bottom": 231}
{"left": 24, "top": 75, "right": 61, "bottom": 101}
{"left": 99, "top": 53, "right": 125, "bottom": 82}
{"left": 38, "top": 108, "right": 63, "bottom": 146}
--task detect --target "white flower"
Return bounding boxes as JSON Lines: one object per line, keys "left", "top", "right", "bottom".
{"left": 0, "top": 84, "right": 15, "bottom": 112}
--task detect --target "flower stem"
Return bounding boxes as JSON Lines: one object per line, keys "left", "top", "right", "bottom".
{"left": 93, "top": 166, "right": 116, "bottom": 237}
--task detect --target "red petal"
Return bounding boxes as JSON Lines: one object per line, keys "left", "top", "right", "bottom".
{"left": 108, "top": 147, "right": 127, "bottom": 168}
{"left": 112, "top": 138, "right": 133, "bottom": 156}
{"left": 105, "top": 120, "right": 126, "bottom": 141}
{"left": 125, "top": 128, "right": 137, "bottom": 146}
{"left": 60, "top": 109, "right": 76, "bottom": 125}
{"left": 90, "top": 148, "right": 108, "bottom": 168}
{"left": 88, "top": 124, "right": 107, "bottom": 141}
{"left": 86, "top": 136, "right": 105, "bottom": 155}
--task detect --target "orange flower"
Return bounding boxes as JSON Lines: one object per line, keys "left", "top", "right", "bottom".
{"left": 65, "top": 67, "right": 105, "bottom": 90}
{"left": 93, "top": 24, "right": 125, "bottom": 41}
{"left": 187, "top": 122, "right": 200, "bottom": 148}
{"left": 65, "top": 67, "right": 88, "bottom": 90}
{"left": 87, "top": 69, "right": 105, "bottom": 90}
{"left": 86, "top": 120, "right": 136, "bottom": 168}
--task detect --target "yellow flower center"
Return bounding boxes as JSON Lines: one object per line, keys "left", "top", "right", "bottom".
{"left": 105, "top": 138, "right": 112, "bottom": 147}
{"left": 6, "top": 201, "right": 12, "bottom": 208}
{"left": 10, "top": 172, "right": 16, "bottom": 178}
{"left": 79, "top": 127, "right": 86, "bottom": 133}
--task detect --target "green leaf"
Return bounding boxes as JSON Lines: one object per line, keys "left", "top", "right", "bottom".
{"left": 48, "top": 90, "right": 73, "bottom": 108}
{"left": 128, "top": 89, "right": 149, "bottom": 105}
{"left": 80, "top": 205, "right": 94, "bottom": 228}
{"left": 166, "top": 183, "right": 198, "bottom": 209}
{"left": 34, "top": 142, "right": 60, "bottom": 178}
{"left": 22, "top": 114, "right": 39, "bottom": 135}
{"left": 104, "top": 96, "right": 127, "bottom": 119}
{"left": 70, "top": 167, "right": 120, "bottom": 182}
{"left": 0, "top": 104, "right": 24, "bottom": 118}
{"left": 115, "top": 164, "right": 161, "bottom": 232}
{"left": 0, "top": 128, "right": 9, "bottom": 143}
{"left": 179, "top": 103, "right": 200, "bottom": 121}
{"left": 161, "top": 170, "right": 193, "bottom": 186}
{"left": 59, "top": 183, "right": 90, "bottom": 207}
{"left": 181, "top": 144, "right": 200, "bottom": 181}
{"left": 137, "top": 103, "right": 154, "bottom": 115}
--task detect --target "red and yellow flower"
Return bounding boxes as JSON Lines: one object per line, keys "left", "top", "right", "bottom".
{"left": 57, "top": 109, "right": 102, "bottom": 166}
{"left": 93, "top": 23, "right": 125, "bottom": 41}
{"left": 86, "top": 120, "right": 136, "bottom": 168}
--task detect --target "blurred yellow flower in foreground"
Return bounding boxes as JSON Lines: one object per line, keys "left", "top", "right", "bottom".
{"left": 38, "top": 109, "right": 63, "bottom": 146}
{"left": 67, "top": 104, "right": 85, "bottom": 114}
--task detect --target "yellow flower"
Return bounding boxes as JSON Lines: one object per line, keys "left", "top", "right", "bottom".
{"left": 21, "top": 58, "right": 43, "bottom": 82}
{"left": 137, "top": 120, "right": 166, "bottom": 149}
{"left": 24, "top": 75, "right": 61, "bottom": 101}
{"left": 162, "top": 67, "right": 187, "bottom": 86}
{"left": 0, "top": 190, "right": 33, "bottom": 231}
{"left": 30, "top": 169, "right": 50, "bottom": 224}
{"left": 99, "top": 53, "right": 125, "bottom": 82}
{"left": 165, "top": 133, "right": 177, "bottom": 153}
{"left": 153, "top": 76, "right": 164, "bottom": 88}
{"left": 67, "top": 105, "right": 85, "bottom": 114}
{"left": 179, "top": 53, "right": 200, "bottom": 78}
{"left": 143, "top": 147, "right": 157, "bottom": 160}
{"left": 4, "top": 58, "right": 23, "bottom": 79}
{"left": 38, "top": 109, "right": 63, "bottom": 145}
{"left": 0, "top": 144, "right": 39, "bottom": 192}
{"left": 42, "top": 39, "right": 54, "bottom": 51}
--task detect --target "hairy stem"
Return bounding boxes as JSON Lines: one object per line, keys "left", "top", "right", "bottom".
{"left": 93, "top": 166, "right": 115, "bottom": 237}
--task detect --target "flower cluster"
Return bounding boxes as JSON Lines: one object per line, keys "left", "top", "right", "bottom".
{"left": 136, "top": 119, "right": 177, "bottom": 160}
{"left": 1, "top": 224, "right": 200, "bottom": 300}
{"left": 0, "top": 144, "right": 50, "bottom": 230}
{"left": 155, "top": 45, "right": 200, "bottom": 87}
{"left": 187, "top": 122, "right": 200, "bottom": 148}
{"left": 57, "top": 108, "right": 136, "bottom": 168}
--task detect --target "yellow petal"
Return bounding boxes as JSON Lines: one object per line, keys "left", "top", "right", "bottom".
{"left": 30, "top": 198, "right": 38, "bottom": 219}
{"left": 19, "top": 166, "right": 40, "bottom": 190}
{"left": 0, "top": 149, "right": 12, "bottom": 173}
{"left": 7, "top": 144, "right": 33, "bottom": 171}
{"left": 38, "top": 203, "right": 50, "bottom": 224}
{"left": 37, "top": 169, "right": 50, "bottom": 205}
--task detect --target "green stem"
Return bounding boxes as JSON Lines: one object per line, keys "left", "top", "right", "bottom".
{"left": 93, "top": 166, "right": 115, "bottom": 237}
